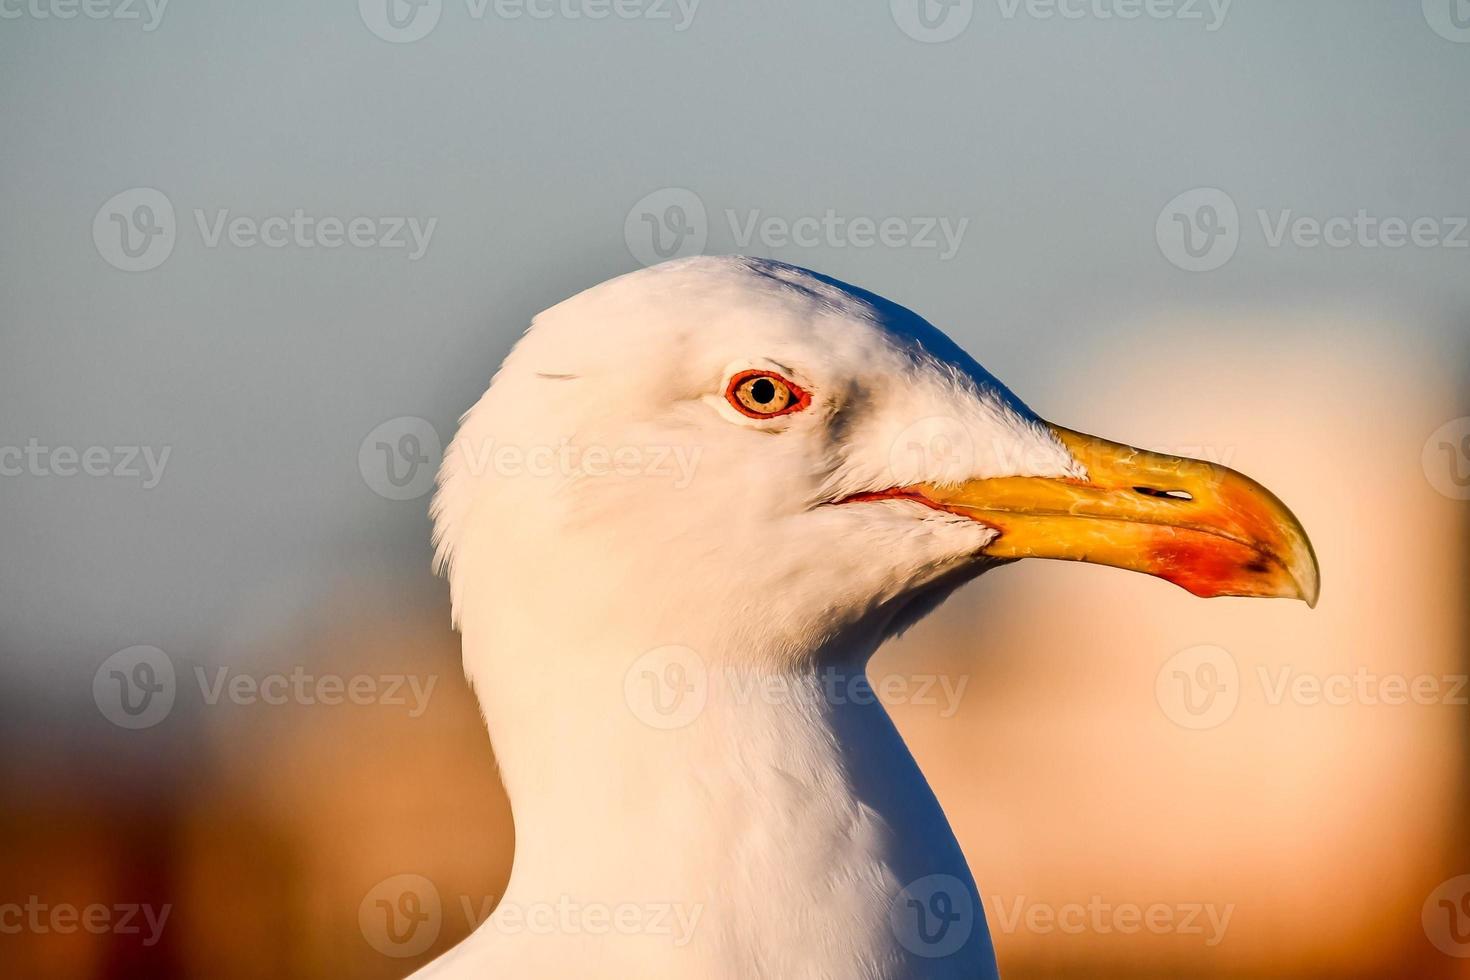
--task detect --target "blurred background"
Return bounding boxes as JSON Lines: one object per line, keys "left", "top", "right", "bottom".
{"left": 2, "top": 1, "right": 1467, "bottom": 976}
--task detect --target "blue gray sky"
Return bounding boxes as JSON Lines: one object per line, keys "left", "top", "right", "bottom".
{"left": 2, "top": 0, "right": 1467, "bottom": 679}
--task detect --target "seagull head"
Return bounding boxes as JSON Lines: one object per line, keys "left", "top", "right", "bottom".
{"left": 425, "top": 255, "right": 1319, "bottom": 979}
{"left": 434, "top": 256, "right": 1318, "bottom": 665}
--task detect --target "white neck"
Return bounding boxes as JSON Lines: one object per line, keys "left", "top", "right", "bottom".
{"left": 418, "top": 608, "right": 997, "bottom": 980}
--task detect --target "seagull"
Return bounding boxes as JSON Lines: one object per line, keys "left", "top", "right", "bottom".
{"left": 415, "top": 256, "right": 1318, "bottom": 979}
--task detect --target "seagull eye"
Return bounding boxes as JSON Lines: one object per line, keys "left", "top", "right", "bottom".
{"left": 725, "top": 370, "right": 810, "bottom": 419}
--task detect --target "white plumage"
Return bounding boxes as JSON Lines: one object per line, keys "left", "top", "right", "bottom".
{"left": 416, "top": 255, "right": 1316, "bottom": 979}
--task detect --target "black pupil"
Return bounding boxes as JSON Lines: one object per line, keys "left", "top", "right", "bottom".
{"left": 750, "top": 378, "right": 778, "bottom": 405}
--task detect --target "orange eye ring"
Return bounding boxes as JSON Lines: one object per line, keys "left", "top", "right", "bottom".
{"left": 725, "top": 370, "right": 811, "bottom": 419}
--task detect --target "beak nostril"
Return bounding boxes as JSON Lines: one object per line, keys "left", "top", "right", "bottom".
{"left": 1133, "top": 486, "right": 1194, "bottom": 502}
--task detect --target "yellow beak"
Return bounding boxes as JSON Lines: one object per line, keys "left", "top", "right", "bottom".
{"left": 918, "top": 426, "right": 1320, "bottom": 606}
